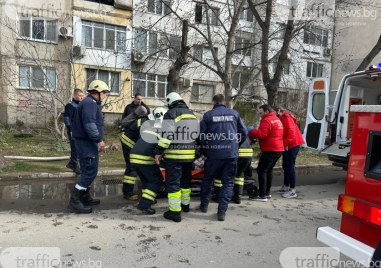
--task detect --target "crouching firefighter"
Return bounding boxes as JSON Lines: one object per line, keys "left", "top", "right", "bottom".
{"left": 155, "top": 92, "right": 198, "bottom": 223}
{"left": 68, "top": 80, "right": 110, "bottom": 213}
{"left": 129, "top": 107, "right": 167, "bottom": 214}
{"left": 120, "top": 106, "right": 149, "bottom": 200}
{"left": 212, "top": 138, "right": 253, "bottom": 204}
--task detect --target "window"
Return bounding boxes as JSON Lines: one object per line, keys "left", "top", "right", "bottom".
{"left": 19, "top": 66, "right": 56, "bottom": 90}
{"left": 18, "top": 16, "right": 57, "bottom": 42}
{"left": 133, "top": 73, "right": 167, "bottom": 98}
{"left": 277, "top": 91, "right": 287, "bottom": 107}
{"left": 306, "top": 62, "right": 323, "bottom": 78}
{"left": 86, "top": 69, "right": 120, "bottom": 95}
{"left": 195, "top": 4, "right": 220, "bottom": 26}
{"left": 274, "top": 23, "right": 286, "bottom": 38}
{"left": 84, "top": 0, "right": 114, "bottom": 5}
{"left": 134, "top": 28, "right": 180, "bottom": 59}
{"left": 191, "top": 84, "right": 214, "bottom": 103}
{"left": 239, "top": 7, "right": 253, "bottom": 22}
{"left": 233, "top": 72, "right": 249, "bottom": 90}
{"left": 234, "top": 38, "right": 251, "bottom": 56}
{"left": 147, "top": 0, "right": 172, "bottom": 15}
{"left": 304, "top": 26, "right": 328, "bottom": 47}
{"left": 194, "top": 46, "right": 218, "bottom": 64}
{"left": 312, "top": 92, "right": 325, "bottom": 120}
{"left": 272, "top": 59, "right": 291, "bottom": 75}
{"left": 82, "top": 21, "right": 126, "bottom": 52}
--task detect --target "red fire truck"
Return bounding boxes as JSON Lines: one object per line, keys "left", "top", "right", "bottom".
{"left": 315, "top": 105, "right": 381, "bottom": 265}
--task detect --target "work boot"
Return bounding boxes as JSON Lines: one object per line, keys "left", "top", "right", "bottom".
{"left": 137, "top": 205, "right": 156, "bottom": 215}
{"left": 217, "top": 211, "right": 225, "bottom": 221}
{"left": 181, "top": 204, "right": 190, "bottom": 213}
{"left": 68, "top": 189, "right": 92, "bottom": 214}
{"left": 163, "top": 210, "right": 181, "bottom": 222}
{"left": 66, "top": 162, "right": 81, "bottom": 175}
{"left": 231, "top": 194, "right": 241, "bottom": 204}
{"left": 80, "top": 187, "right": 100, "bottom": 206}
{"left": 123, "top": 193, "right": 139, "bottom": 201}
{"left": 199, "top": 203, "right": 208, "bottom": 213}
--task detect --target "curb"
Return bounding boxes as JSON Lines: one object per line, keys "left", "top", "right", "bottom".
{"left": 0, "top": 164, "right": 341, "bottom": 182}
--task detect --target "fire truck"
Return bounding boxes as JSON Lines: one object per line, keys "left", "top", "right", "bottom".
{"left": 316, "top": 104, "right": 381, "bottom": 266}
{"left": 303, "top": 65, "right": 381, "bottom": 170}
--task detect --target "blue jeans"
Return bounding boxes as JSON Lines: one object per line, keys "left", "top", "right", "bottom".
{"left": 201, "top": 158, "right": 237, "bottom": 213}
{"left": 75, "top": 139, "right": 99, "bottom": 188}
{"left": 282, "top": 146, "right": 300, "bottom": 189}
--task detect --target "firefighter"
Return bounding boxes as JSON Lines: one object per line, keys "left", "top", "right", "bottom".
{"left": 68, "top": 80, "right": 110, "bottom": 213}
{"left": 199, "top": 94, "right": 247, "bottom": 221}
{"left": 120, "top": 106, "right": 149, "bottom": 200}
{"left": 130, "top": 107, "right": 167, "bottom": 214}
{"left": 212, "top": 137, "right": 253, "bottom": 204}
{"left": 154, "top": 92, "right": 198, "bottom": 223}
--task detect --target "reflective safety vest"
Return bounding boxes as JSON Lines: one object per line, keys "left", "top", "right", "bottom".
{"left": 120, "top": 117, "right": 147, "bottom": 149}
{"left": 238, "top": 139, "right": 253, "bottom": 158}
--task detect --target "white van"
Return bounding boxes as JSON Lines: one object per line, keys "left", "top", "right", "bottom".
{"left": 303, "top": 66, "right": 381, "bottom": 169}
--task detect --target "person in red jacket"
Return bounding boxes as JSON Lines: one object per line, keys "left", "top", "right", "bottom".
{"left": 274, "top": 106, "right": 305, "bottom": 198}
{"left": 248, "top": 104, "right": 283, "bottom": 201}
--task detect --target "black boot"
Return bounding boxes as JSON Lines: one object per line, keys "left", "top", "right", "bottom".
{"left": 181, "top": 204, "right": 190, "bottom": 212}
{"left": 217, "top": 211, "right": 225, "bottom": 221}
{"left": 137, "top": 198, "right": 155, "bottom": 215}
{"left": 163, "top": 210, "right": 181, "bottom": 222}
{"left": 80, "top": 188, "right": 100, "bottom": 206}
{"left": 68, "top": 189, "right": 92, "bottom": 213}
{"left": 231, "top": 194, "right": 241, "bottom": 204}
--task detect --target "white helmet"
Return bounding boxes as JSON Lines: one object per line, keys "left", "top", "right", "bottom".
{"left": 165, "top": 92, "right": 182, "bottom": 108}
{"left": 152, "top": 107, "right": 167, "bottom": 122}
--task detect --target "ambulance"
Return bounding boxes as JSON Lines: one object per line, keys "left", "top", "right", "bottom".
{"left": 303, "top": 65, "right": 381, "bottom": 170}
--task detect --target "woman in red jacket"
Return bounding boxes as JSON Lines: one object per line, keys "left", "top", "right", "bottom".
{"left": 274, "top": 106, "right": 305, "bottom": 198}
{"left": 248, "top": 104, "right": 284, "bottom": 201}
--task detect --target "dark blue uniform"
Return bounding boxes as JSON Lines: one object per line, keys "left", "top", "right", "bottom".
{"left": 199, "top": 103, "right": 247, "bottom": 214}
{"left": 64, "top": 99, "right": 80, "bottom": 167}
{"left": 72, "top": 95, "right": 104, "bottom": 188}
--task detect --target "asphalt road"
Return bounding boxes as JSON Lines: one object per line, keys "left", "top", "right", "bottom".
{"left": 0, "top": 167, "right": 348, "bottom": 268}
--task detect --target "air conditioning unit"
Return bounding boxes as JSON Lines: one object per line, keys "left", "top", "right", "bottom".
{"left": 133, "top": 50, "right": 146, "bottom": 63}
{"left": 72, "top": 45, "right": 86, "bottom": 58}
{"left": 183, "top": 77, "right": 193, "bottom": 87}
{"left": 114, "top": 0, "right": 132, "bottom": 10}
{"left": 59, "top": 26, "right": 73, "bottom": 38}
{"left": 323, "top": 48, "right": 331, "bottom": 57}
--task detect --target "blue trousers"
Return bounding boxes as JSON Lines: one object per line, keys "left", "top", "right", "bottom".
{"left": 282, "top": 145, "right": 300, "bottom": 189}
{"left": 165, "top": 161, "right": 192, "bottom": 193}
{"left": 201, "top": 158, "right": 237, "bottom": 213}
{"left": 75, "top": 139, "right": 99, "bottom": 188}
{"left": 68, "top": 131, "right": 78, "bottom": 164}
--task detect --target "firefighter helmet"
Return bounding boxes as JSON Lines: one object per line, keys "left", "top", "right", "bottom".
{"left": 165, "top": 92, "right": 182, "bottom": 108}
{"left": 152, "top": 107, "right": 167, "bottom": 121}
{"left": 87, "top": 80, "right": 110, "bottom": 93}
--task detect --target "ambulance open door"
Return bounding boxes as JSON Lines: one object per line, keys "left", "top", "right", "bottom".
{"left": 303, "top": 78, "right": 330, "bottom": 150}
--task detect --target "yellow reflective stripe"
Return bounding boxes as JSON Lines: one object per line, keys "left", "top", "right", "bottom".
{"left": 239, "top": 153, "right": 253, "bottom": 157}
{"left": 123, "top": 175, "right": 137, "bottom": 184}
{"left": 130, "top": 154, "right": 154, "bottom": 160}
{"left": 234, "top": 177, "right": 244, "bottom": 186}
{"left": 137, "top": 118, "right": 142, "bottom": 127}
{"left": 158, "top": 138, "right": 171, "bottom": 149}
{"left": 168, "top": 191, "right": 181, "bottom": 212}
{"left": 120, "top": 134, "right": 135, "bottom": 148}
{"left": 181, "top": 188, "right": 191, "bottom": 205}
{"left": 164, "top": 154, "right": 195, "bottom": 160}
{"left": 143, "top": 130, "right": 161, "bottom": 139}
{"left": 214, "top": 179, "right": 222, "bottom": 187}
{"left": 142, "top": 189, "right": 157, "bottom": 201}
{"left": 174, "top": 114, "right": 197, "bottom": 122}
{"left": 239, "top": 148, "right": 253, "bottom": 153}
{"left": 165, "top": 150, "right": 195, "bottom": 155}
{"left": 130, "top": 159, "right": 155, "bottom": 165}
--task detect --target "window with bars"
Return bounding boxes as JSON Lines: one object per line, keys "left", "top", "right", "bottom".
{"left": 234, "top": 38, "right": 252, "bottom": 56}
{"left": 82, "top": 21, "right": 126, "bottom": 52}
{"left": 191, "top": 84, "right": 214, "bottom": 103}
{"left": 306, "top": 62, "right": 324, "bottom": 78}
{"left": 19, "top": 66, "right": 56, "bottom": 90}
{"left": 195, "top": 4, "right": 220, "bottom": 26}
{"left": 134, "top": 28, "right": 181, "bottom": 59}
{"left": 303, "top": 26, "right": 329, "bottom": 47}
{"left": 133, "top": 72, "right": 167, "bottom": 98}
{"left": 18, "top": 16, "right": 57, "bottom": 42}
{"left": 147, "top": 0, "right": 172, "bottom": 15}
{"left": 86, "top": 69, "right": 120, "bottom": 95}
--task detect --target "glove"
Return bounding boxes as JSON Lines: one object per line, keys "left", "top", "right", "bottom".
{"left": 247, "top": 125, "right": 254, "bottom": 132}
{"left": 284, "top": 146, "right": 288, "bottom": 151}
